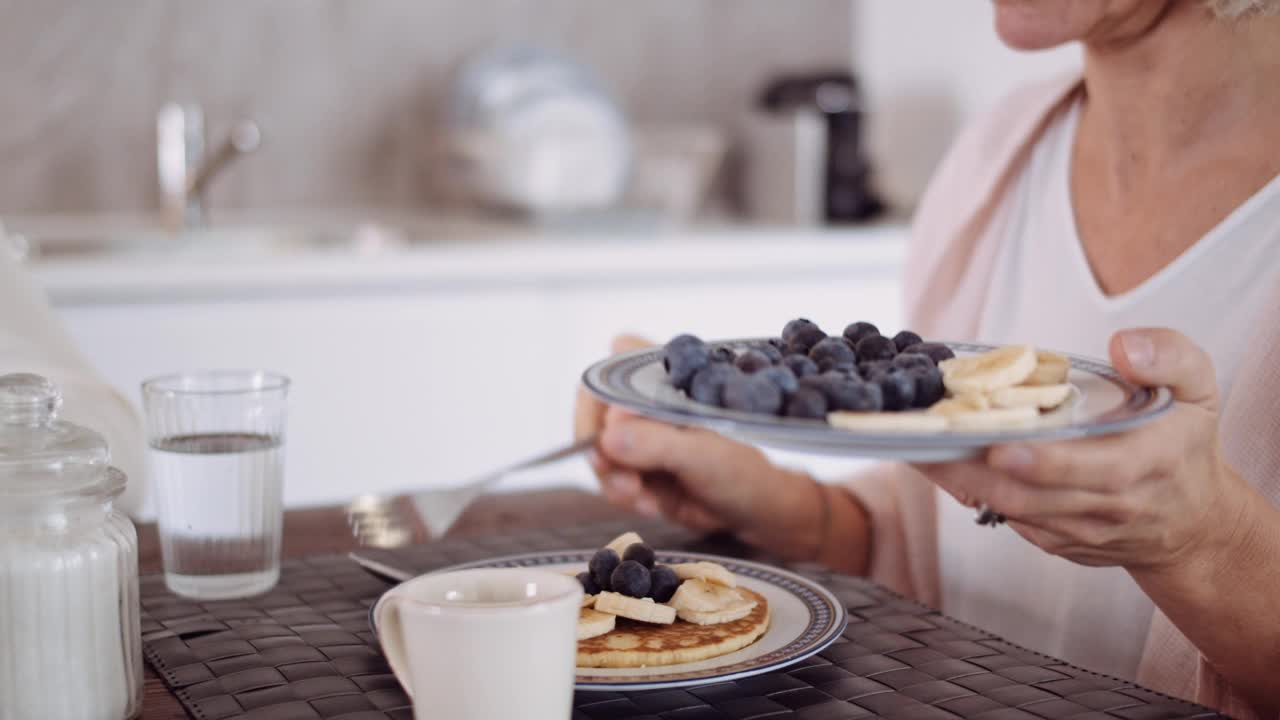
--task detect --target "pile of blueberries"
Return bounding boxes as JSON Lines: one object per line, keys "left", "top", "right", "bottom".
{"left": 662, "top": 319, "right": 956, "bottom": 420}
{"left": 578, "top": 542, "right": 681, "bottom": 602}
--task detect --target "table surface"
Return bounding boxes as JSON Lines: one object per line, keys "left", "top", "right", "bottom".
{"left": 137, "top": 487, "right": 631, "bottom": 720}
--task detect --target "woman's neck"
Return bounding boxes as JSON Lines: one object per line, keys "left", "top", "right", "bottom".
{"left": 1079, "top": 3, "right": 1280, "bottom": 185}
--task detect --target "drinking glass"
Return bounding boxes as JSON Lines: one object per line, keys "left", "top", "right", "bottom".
{"left": 141, "top": 370, "right": 289, "bottom": 599}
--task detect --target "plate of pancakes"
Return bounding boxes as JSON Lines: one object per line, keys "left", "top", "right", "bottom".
{"left": 372, "top": 531, "right": 847, "bottom": 691}
{"left": 582, "top": 331, "right": 1173, "bottom": 462}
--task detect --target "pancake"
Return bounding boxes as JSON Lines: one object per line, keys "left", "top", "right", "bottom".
{"left": 576, "top": 588, "right": 770, "bottom": 668}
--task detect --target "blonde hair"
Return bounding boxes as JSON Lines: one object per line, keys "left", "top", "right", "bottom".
{"left": 1208, "top": 0, "right": 1280, "bottom": 17}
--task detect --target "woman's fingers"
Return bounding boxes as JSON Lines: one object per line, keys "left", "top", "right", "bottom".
{"left": 573, "top": 334, "right": 655, "bottom": 443}
{"left": 598, "top": 468, "right": 665, "bottom": 518}
{"left": 921, "top": 459, "right": 1111, "bottom": 520}
{"left": 641, "top": 472, "right": 727, "bottom": 531}
{"left": 988, "top": 405, "right": 1206, "bottom": 495}
{"left": 611, "top": 334, "right": 654, "bottom": 354}
{"left": 573, "top": 384, "right": 605, "bottom": 442}
{"left": 987, "top": 432, "right": 1140, "bottom": 493}
{"left": 600, "top": 415, "right": 722, "bottom": 481}
{"left": 1109, "top": 328, "right": 1218, "bottom": 411}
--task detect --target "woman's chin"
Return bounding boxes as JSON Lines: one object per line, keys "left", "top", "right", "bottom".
{"left": 993, "top": 2, "right": 1086, "bottom": 50}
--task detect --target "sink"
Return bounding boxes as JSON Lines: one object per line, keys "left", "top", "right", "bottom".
{"left": 2, "top": 212, "right": 537, "bottom": 264}
{"left": 7, "top": 215, "right": 418, "bottom": 262}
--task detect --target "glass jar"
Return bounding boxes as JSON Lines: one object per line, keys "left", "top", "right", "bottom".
{"left": 0, "top": 373, "right": 142, "bottom": 720}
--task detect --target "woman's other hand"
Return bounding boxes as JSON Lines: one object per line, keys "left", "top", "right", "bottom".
{"left": 573, "top": 335, "right": 869, "bottom": 568}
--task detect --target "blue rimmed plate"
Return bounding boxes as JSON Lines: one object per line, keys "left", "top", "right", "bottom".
{"left": 371, "top": 550, "right": 848, "bottom": 692}
{"left": 582, "top": 339, "right": 1174, "bottom": 462}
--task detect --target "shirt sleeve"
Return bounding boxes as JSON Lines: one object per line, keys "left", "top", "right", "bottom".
{"left": 0, "top": 246, "right": 146, "bottom": 516}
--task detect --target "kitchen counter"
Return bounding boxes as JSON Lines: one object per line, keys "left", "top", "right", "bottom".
{"left": 26, "top": 218, "right": 909, "bottom": 305}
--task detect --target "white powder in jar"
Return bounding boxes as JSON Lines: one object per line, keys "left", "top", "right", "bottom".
{"left": 0, "top": 512, "right": 141, "bottom": 720}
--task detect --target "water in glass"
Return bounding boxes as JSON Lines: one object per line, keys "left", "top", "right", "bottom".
{"left": 150, "top": 432, "right": 283, "bottom": 598}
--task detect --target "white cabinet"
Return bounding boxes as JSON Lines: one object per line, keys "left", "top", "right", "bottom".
{"left": 42, "top": 227, "right": 908, "bottom": 517}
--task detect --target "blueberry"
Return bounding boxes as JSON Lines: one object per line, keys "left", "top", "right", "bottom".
{"left": 610, "top": 560, "right": 652, "bottom": 598}
{"left": 877, "top": 370, "right": 917, "bottom": 411}
{"left": 785, "top": 326, "right": 828, "bottom": 356}
{"left": 622, "top": 542, "right": 656, "bottom": 569}
{"left": 891, "top": 331, "right": 924, "bottom": 353}
{"left": 828, "top": 379, "right": 884, "bottom": 412}
{"left": 910, "top": 366, "right": 945, "bottom": 408}
{"left": 663, "top": 334, "right": 710, "bottom": 390}
{"left": 648, "top": 565, "right": 681, "bottom": 603}
{"left": 859, "top": 359, "right": 892, "bottom": 378}
{"left": 798, "top": 372, "right": 833, "bottom": 394}
{"left": 784, "top": 386, "right": 829, "bottom": 419}
{"left": 689, "top": 363, "right": 736, "bottom": 407}
{"left": 855, "top": 334, "right": 897, "bottom": 362}
{"left": 782, "top": 318, "right": 821, "bottom": 345}
{"left": 903, "top": 342, "right": 956, "bottom": 365}
{"left": 783, "top": 354, "right": 820, "bottom": 378}
{"left": 798, "top": 372, "right": 848, "bottom": 405}
{"left": 723, "top": 372, "right": 785, "bottom": 415}
{"left": 709, "top": 346, "right": 737, "bottom": 364}
{"left": 840, "top": 337, "right": 858, "bottom": 353}
{"left": 831, "top": 365, "right": 863, "bottom": 381}
{"left": 809, "top": 337, "right": 857, "bottom": 372}
{"left": 808, "top": 335, "right": 860, "bottom": 366}
{"left": 758, "top": 342, "right": 784, "bottom": 365}
{"left": 843, "top": 322, "right": 880, "bottom": 344}
{"left": 891, "top": 352, "right": 935, "bottom": 371}
{"left": 576, "top": 571, "right": 602, "bottom": 595}
{"left": 758, "top": 366, "right": 799, "bottom": 396}
{"left": 734, "top": 349, "right": 773, "bottom": 374}
{"left": 589, "top": 548, "right": 620, "bottom": 591}
{"left": 767, "top": 337, "right": 787, "bottom": 353}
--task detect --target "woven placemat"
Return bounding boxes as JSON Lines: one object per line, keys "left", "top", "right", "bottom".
{"left": 141, "top": 520, "right": 1223, "bottom": 720}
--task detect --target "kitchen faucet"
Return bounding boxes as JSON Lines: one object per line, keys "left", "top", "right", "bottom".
{"left": 156, "top": 103, "right": 260, "bottom": 230}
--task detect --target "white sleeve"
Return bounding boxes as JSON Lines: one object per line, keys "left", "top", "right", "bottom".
{"left": 0, "top": 248, "right": 146, "bottom": 516}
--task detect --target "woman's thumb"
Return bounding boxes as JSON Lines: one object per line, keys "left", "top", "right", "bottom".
{"left": 1109, "top": 328, "right": 1218, "bottom": 410}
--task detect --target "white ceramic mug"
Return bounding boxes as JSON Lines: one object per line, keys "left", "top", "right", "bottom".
{"left": 374, "top": 568, "right": 583, "bottom": 720}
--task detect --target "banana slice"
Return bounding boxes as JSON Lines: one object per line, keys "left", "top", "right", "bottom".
{"left": 577, "top": 608, "right": 616, "bottom": 640}
{"left": 828, "top": 411, "right": 949, "bottom": 432}
{"left": 581, "top": 593, "right": 597, "bottom": 608}
{"left": 676, "top": 593, "right": 757, "bottom": 626}
{"left": 926, "top": 393, "right": 990, "bottom": 416}
{"left": 988, "top": 384, "right": 1072, "bottom": 410}
{"left": 669, "top": 561, "right": 736, "bottom": 588}
{"left": 940, "top": 345, "right": 1037, "bottom": 394}
{"left": 594, "top": 592, "right": 676, "bottom": 624}
{"left": 605, "top": 531, "right": 645, "bottom": 557}
{"left": 1024, "top": 351, "right": 1071, "bottom": 386}
{"left": 947, "top": 406, "right": 1039, "bottom": 431}
{"left": 667, "top": 578, "right": 741, "bottom": 613}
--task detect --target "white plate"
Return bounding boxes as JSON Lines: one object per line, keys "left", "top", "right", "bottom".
{"left": 371, "top": 550, "right": 847, "bottom": 692}
{"left": 582, "top": 339, "right": 1174, "bottom": 462}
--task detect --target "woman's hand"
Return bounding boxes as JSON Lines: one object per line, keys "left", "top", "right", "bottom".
{"left": 918, "top": 328, "right": 1248, "bottom": 571}
{"left": 573, "top": 335, "right": 870, "bottom": 568}
{"left": 921, "top": 327, "right": 1280, "bottom": 712}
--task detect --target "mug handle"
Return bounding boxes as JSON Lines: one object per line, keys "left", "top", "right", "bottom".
{"left": 373, "top": 595, "right": 416, "bottom": 699}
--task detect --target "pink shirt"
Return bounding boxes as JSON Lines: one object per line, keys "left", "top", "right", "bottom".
{"left": 847, "top": 72, "right": 1280, "bottom": 717}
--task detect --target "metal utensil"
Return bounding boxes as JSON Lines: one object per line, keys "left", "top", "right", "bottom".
{"left": 348, "top": 552, "right": 415, "bottom": 584}
{"left": 346, "top": 434, "right": 597, "bottom": 543}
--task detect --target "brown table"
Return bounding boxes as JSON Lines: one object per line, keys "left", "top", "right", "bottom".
{"left": 138, "top": 488, "right": 631, "bottom": 720}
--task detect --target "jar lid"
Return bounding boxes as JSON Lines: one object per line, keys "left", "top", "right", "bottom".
{"left": 0, "top": 373, "right": 118, "bottom": 500}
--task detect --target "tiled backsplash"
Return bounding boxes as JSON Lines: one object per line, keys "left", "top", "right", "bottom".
{"left": 0, "top": 0, "right": 853, "bottom": 215}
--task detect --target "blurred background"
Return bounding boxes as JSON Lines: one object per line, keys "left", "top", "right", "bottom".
{"left": 0, "top": 0, "right": 1079, "bottom": 517}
